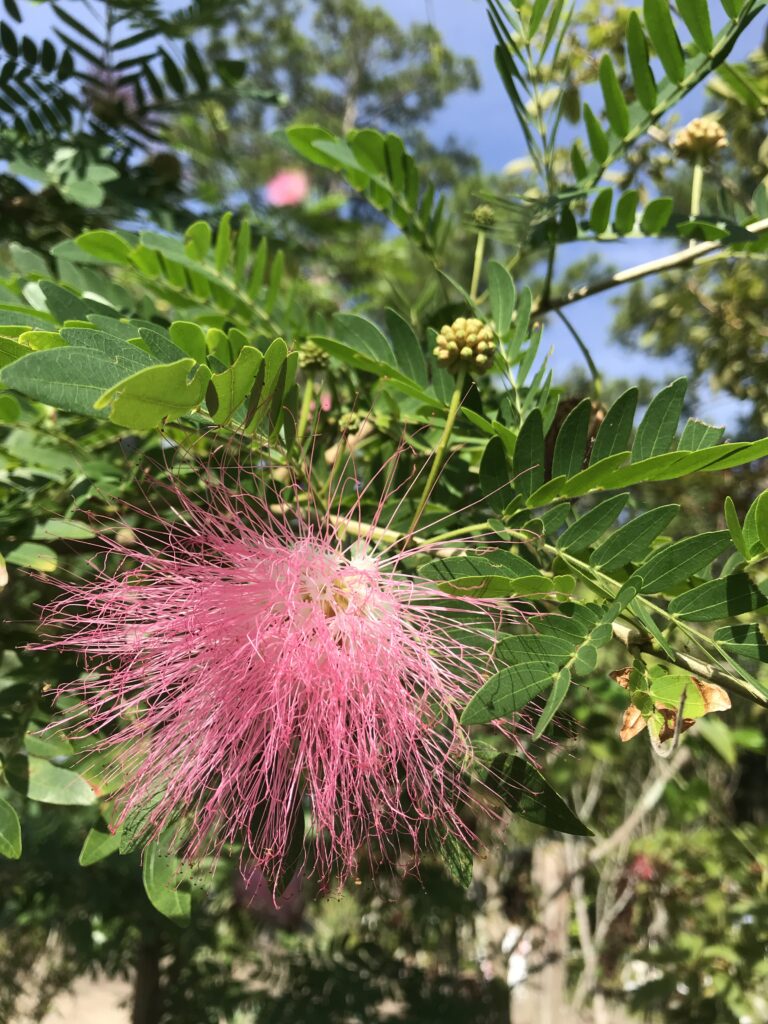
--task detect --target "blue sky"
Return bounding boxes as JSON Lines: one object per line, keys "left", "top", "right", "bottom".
{"left": 377, "top": 0, "right": 761, "bottom": 425}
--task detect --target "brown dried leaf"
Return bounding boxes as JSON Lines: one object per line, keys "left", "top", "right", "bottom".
{"left": 691, "top": 676, "right": 731, "bottom": 714}
{"left": 620, "top": 705, "right": 647, "bottom": 742}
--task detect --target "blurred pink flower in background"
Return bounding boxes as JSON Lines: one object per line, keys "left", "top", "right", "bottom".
{"left": 264, "top": 168, "right": 310, "bottom": 207}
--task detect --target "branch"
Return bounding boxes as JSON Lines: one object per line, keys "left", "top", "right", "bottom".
{"left": 535, "top": 216, "right": 768, "bottom": 315}
{"left": 611, "top": 620, "right": 768, "bottom": 707}
{"left": 586, "top": 747, "right": 691, "bottom": 865}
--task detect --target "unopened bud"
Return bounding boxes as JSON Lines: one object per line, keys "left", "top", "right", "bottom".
{"left": 432, "top": 317, "right": 496, "bottom": 375}
{"left": 338, "top": 410, "right": 361, "bottom": 434}
{"left": 298, "top": 340, "right": 330, "bottom": 370}
{"left": 473, "top": 203, "right": 496, "bottom": 228}
{"left": 672, "top": 117, "right": 728, "bottom": 160}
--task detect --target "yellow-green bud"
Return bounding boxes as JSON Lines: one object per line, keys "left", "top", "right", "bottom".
{"left": 298, "top": 340, "right": 330, "bottom": 370}
{"left": 432, "top": 316, "right": 496, "bottom": 375}
{"left": 339, "top": 410, "right": 361, "bottom": 433}
{"left": 473, "top": 203, "right": 496, "bottom": 228}
{"left": 672, "top": 117, "right": 728, "bottom": 160}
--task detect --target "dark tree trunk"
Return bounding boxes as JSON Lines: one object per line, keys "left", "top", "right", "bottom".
{"left": 131, "top": 941, "right": 162, "bottom": 1024}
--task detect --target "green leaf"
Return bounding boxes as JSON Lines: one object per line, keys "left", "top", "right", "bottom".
{"left": 0, "top": 798, "right": 21, "bottom": 859}
{"left": 209, "top": 346, "right": 262, "bottom": 424}
{"left": 463, "top": 661, "right": 558, "bottom": 721}
{"left": 714, "top": 624, "right": 768, "bottom": 662}
{"left": 421, "top": 552, "right": 537, "bottom": 585}
{"left": 332, "top": 313, "right": 395, "bottom": 366}
{"left": 724, "top": 496, "right": 747, "bottom": 559}
{"left": 644, "top": 0, "right": 685, "bottom": 82}
{"left": 184, "top": 221, "right": 212, "bottom": 260}
{"left": 489, "top": 755, "right": 592, "bottom": 836}
{"left": 94, "top": 359, "right": 211, "bottom": 429}
{"left": 677, "top": 0, "right": 714, "bottom": 51}
{"left": 555, "top": 452, "right": 630, "bottom": 499}
{"left": 551, "top": 398, "right": 591, "bottom": 478}
{"left": 631, "top": 377, "right": 687, "bottom": 461}
{"left": 1, "top": 347, "right": 138, "bottom": 417}
{"left": 633, "top": 531, "right": 730, "bottom": 593}
{"left": 487, "top": 260, "right": 516, "bottom": 335}
{"left": 589, "top": 188, "right": 613, "bottom": 234}
{"left": 79, "top": 827, "right": 121, "bottom": 866}
{"left": 533, "top": 667, "right": 571, "bottom": 740}
{"left": 0, "top": 339, "right": 29, "bottom": 369}
{"left": 590, "top": 387, "right": 637, "bottom": 464}
{"left": 513, "top": 409, "right": 545, "bottom": 498}
{"left": 558, "top": 493, "right": 630, "bottom": 554}
{"left": 311, "top": 334, "right": 435, "bottom": 402}
{"left": 743, "top": 490, "right": 768, "bottom": 556}
{"left": 436, "top": 574, "right": 575, "bottom": 599}
{"left": 640, "top": 197, "right": 674, "bottom": 234}
{"left": 169, "top": 321, "right": 207, "bottom": 365}
{"left": 437, "top": 831, "right": 473, "bottom": 887}
{"left": 462, "top": 604, "right": 605, "bottom": 723}
{"left": 385, "top": 308, "right": 427, "bottom": 386}
{"left": 669, "top": 575, "right": 768, "bottom": 621}
{"left": 138, "top": 327, "right": 187, "bottom": 364}
{"left": 583, "top": 102, "right": 609, "bottom": 163}
{"left": 614, "top": 190, "right": 639, "bottom": 234}
{"left": 39, "top": 281, "right": 94, "bottom": 323}
{"left": 4, "top": 541, "right": 57, "bottom": 572}
{"left": 161, "top": 48, "right": 186, "bottom": 96}
{"left": 286, "top": 124, "right": 341, "bottom": 170}
{"left": 571, "top": 142, "right": 588, "bottom": 180}
{"left": 599, "top": 55, "right": 630, "bottom": 136}
{"left": 59, "top": 329, "right": 154, "bottom": 373}
{"left": 647, "top": 674, "right": 712, "bottom": 716}
{"left": 626, "top": 12, "right": 657, "bottom": 110}
{"left": 0, "top": 394, "right": 20, "bottom": 422}
{"left": 678, "top": 418, "right": 725, "bottom": 450}
{"left": 480, "top": 435, "right": 513, "bottom": 513}
{"left": 184, "top": 39, "right": 209, "bottom": 90}
{"left": 142, "top": 842, "right": 191, "bottom": 922}
{"left": 27, "top": 758, "right": 96, "bottom": 806}
{"left": 75, "top": 230, "right": 132, "bottom": 264}
{"left": 214, "top": 211, "right": 233, "bottom": 272}
{"left": 590, "top": 504, "right": 679, "bottom": 571}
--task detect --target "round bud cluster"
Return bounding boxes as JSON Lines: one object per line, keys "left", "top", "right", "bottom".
{"left": 672, "top": 118, "right": 728, "bottom": 160}
{"left": 472, "top": 203, "right": 496, "bottom": 228}
{"left": 298, "top": 340, "right": 330, "bottom": 370}
{"left": 433, "top": 317, "right": 496, "bottom": 374}
{"left": 338, "top": 410, "right": 361, "bottom": 434}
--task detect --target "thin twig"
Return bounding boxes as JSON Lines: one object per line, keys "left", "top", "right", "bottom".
{"left": 535, "top": 216, "right": 768, "bottom": 314}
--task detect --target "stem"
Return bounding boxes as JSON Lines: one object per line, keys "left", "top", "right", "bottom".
{"left": 534, "top": 216, "right": 768, "bottom": 315}
{"left": 407, "top": 372, "right": 466, "bottom": 537}
{"left": 554, "top": 308, "right": 601, "bottom": 393}
{"left": 689, "top": 157, "right": 704, "bottom": 249}
{"left": 541, "top": 240, "right": 556, "bottom": 309}
{"left": 296, "top": 377, "right": 315, "bottom": 446}
{"left": 469, "top": 232, "right": 486, "bottom": 303}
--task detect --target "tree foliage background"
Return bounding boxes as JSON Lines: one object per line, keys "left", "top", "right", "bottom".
{"left": 0, "top": 1, "right": 767, "bottom": 1023}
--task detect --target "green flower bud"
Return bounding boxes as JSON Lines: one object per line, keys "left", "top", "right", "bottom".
{"left": 473, "top": 203, "right": 496, "bottom": 228}
{"left": 431, "top": 316, "right": 497, "bottom": 375}
{"left": 339, "top": 410, "right": 361, "bottom": 434}
{"left": 298, "top": 340, "right": 330, "bottom": 370}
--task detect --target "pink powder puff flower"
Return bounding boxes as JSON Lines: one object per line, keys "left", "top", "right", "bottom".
{"left": 38, "top": 459, "right": 533, "bottom": 891}
{"left": 264, "top": 168, "right": 310, "bottom": 207}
